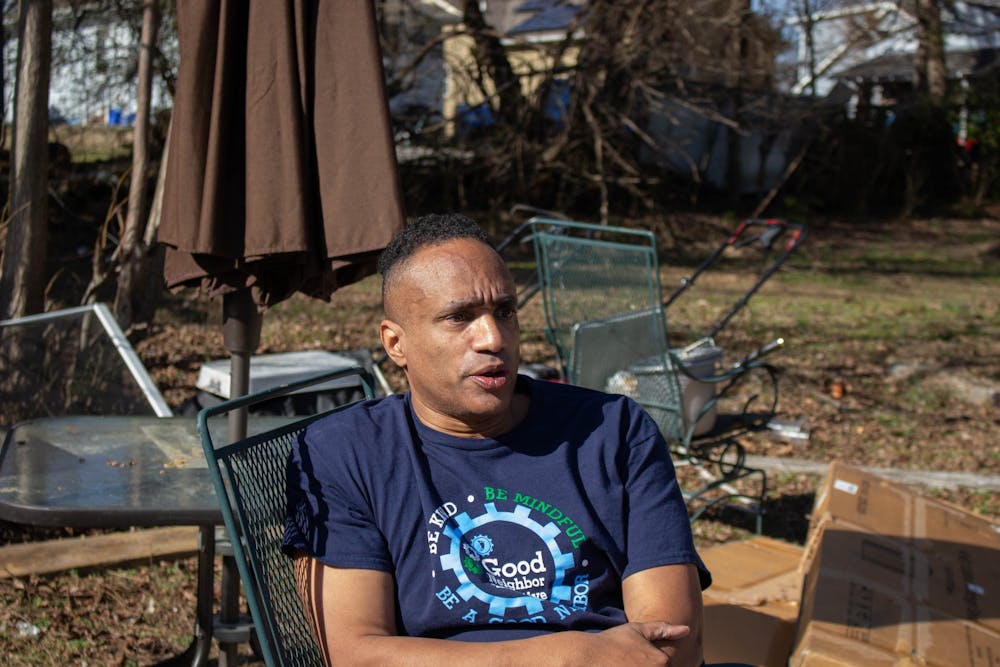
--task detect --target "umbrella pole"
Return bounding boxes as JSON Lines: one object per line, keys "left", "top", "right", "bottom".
{"left": 223, "top": 289, "right": 261, "bottom": 440}
{"left": 219, "top": 288, "right": 261, "bottom": 665}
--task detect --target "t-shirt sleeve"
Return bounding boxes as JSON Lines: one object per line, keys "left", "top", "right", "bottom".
{"left": 282, "top": 422, "right": 393, "bottom": 572}
{"left": 621, "top": 405, "right": 712, "bottom": 589}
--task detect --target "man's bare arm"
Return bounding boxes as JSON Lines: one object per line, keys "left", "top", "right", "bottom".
{"left": 293, "top": 552, "right": 689, "bottom": 667}
{"left": 622, "top": 563, "right": 704, "bottom": 667}
{"left": 294, "top": 554, "right": 335, "bottom": 666}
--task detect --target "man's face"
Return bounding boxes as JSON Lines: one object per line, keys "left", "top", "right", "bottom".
{"left": 380, "top": 238, "right": 521, "bottom": 437}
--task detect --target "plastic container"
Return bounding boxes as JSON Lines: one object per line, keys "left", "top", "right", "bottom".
{"left": 193, "top": 350, "right": 374, "bottom": 416}
{"left": 627, "top": 340, "right": 722, "bottom": 437}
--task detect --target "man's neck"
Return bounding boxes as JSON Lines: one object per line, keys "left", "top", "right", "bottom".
{"left": 410, "top": 387, "right": 531, "bottom": 439}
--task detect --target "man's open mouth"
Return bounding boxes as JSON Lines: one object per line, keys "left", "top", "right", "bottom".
{"left": 470, "top": 367, "right": 509, "bottom": 389}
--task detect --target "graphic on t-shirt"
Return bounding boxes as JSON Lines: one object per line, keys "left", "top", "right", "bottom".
{"left": 427, "top": 485, "right": 591, "bottom": 624}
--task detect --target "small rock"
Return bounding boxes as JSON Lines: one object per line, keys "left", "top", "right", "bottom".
{"left": 886, "top": 362, "right": 931, "bottom": 381}
{"left": 766, "top": 418, "right": 810, "bottom": 443}
{"left": 925, "top": 370, "right": 1000, "bottom": 407}
{"left": 16, "top": 621, "right": 40, "bottom": 638}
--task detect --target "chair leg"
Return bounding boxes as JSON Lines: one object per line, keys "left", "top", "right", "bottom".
{"left": 679, "top": 440, "right": 767, "bottom": 534}
{"left": 151, "top": 525, "right": 215, "bottom": 667}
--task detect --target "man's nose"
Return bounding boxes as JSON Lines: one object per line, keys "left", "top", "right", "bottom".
{"left": 471, "top": 315, "right": 504, "bottom": 352}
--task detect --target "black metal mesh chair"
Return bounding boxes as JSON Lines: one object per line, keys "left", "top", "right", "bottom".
{"left": 198, "top": 367, "right": 375, "bottom": 667}
{"left": 528, "top": 218, "right": 776, "bottom": 529}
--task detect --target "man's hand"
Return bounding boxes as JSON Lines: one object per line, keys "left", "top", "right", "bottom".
{"left": 587, "top": 622, "right": 691, "bottom": 665}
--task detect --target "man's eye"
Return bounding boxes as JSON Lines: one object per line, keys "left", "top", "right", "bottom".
{"left": 497, "top": 307, "right": 517, "bottom": 320}
{"left": 446, "top": 312, "right": 470, "bottom": 323}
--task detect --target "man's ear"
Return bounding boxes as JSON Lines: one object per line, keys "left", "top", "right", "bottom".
{"left": 380, "top": 319, "right": 406, "bottom": 369}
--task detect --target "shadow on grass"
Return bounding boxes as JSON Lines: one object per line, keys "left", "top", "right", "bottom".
{"left": 697, "top": 492, "right": 816, "bottom": 545}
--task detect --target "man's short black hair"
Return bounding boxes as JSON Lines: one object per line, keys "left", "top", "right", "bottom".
{"left": 378, "top": 213, "right": 491, "bottom": 284}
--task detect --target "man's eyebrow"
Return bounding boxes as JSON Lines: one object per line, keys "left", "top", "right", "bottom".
{"left": 493, "top": 294, "right": 518, "bottom": 308}
{"left": 441, "top": 294, "right": 518, "bottom": 311}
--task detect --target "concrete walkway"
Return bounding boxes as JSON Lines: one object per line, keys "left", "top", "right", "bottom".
{"left": 744, "top": 455, "right": 1000, "bottom": 491}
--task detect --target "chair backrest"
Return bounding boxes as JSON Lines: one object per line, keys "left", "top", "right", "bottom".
{"left": 530, "top": 219, "right": 664, "bottom": 369}
{"left": 199, "top": 367, "right": 376, "bottom": 667}
{"left": 569, "top": 307, "right": 685, "bottom": 442}
{"left": 529, "top": 218, "right": 685, "bottom": 440}
{"left": 570, "top": 307, "right": 668, "bottom": 389}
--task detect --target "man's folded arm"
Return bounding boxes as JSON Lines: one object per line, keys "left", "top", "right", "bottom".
{"left": 292, "top": 551, "right": 689, "bottom": 667}
{"left": 622, "top": 562, "right": 704, "bottom": 667}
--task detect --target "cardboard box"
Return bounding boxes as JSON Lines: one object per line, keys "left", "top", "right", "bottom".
{"left": 793, "top": 568, "right": 1000, "bottom": 667}
{"left": 808, "top": 461, "right": 1000, "bottom": 546}
{"left": 703, "top": 536, "right": 803, "bottom": 605}
{"left": 801, "top": 522, "right": 1000, "bottom": 634}
{"left": 704, "top": 602, "right": 798, "bottom": 667}
{"left": 793, "top": 462, "right": 1000, "bottom": 666}
{"left": 793, "top": 624, "right": 914, "bottom": 666}
{"left": 701, "top": 537, "right": 803, "bottom": 667}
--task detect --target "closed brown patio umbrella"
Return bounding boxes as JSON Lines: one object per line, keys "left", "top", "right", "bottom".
{"left": 158, "top": 1, "right": 403, "bottom": 662}
{"left": 161, "top": 0, "right": 403, "bottom": 309}
{"left": 160, "top": 0, "right": 403, "bottom": 429}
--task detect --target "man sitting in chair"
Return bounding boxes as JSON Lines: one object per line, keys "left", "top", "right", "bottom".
{"left": 283, "top": 213, "right": 710, "bottom": 666}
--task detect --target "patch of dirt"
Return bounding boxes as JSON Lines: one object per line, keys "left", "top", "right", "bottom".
{"left": 0, "top": 557, "right": 260, "bottom": 666}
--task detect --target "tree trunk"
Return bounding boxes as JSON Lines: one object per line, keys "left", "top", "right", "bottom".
{"left": 914, "top": 0, "right": 947, "bottom": 103}
{"left": 462, "top": 0, "right": 524, "bottom": 128}
{"left": 726, "top": 0, "right": 751, "bottom": 206}
{"left": 144, "top": 112, "right": 172, "bottom": 247}
{"left": 114, "top": 0, "right": 161, "bottom": 334}
{"left": 800, "top": 0, "right": 817, "bottom": 96}
{"left": 1, "top": 1, "right": 7, "bottom": 149}
{"left": 0, "top": 0, "right": 53, "bottom": 320}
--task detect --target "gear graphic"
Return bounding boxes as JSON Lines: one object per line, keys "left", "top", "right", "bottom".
{"left": 439, "top": 503, "right": 575, "bottom": 617}
{"left": 470, "top": 534, "right": 494, "bottom": 556}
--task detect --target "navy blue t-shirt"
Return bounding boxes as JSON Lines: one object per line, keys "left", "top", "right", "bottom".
{"left": 283, "top": 376, "right": 709, "bottom": 641}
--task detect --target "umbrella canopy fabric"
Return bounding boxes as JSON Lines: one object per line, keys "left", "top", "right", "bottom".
{"left": 160, "top": 0, "right": 404, "bottom": 308}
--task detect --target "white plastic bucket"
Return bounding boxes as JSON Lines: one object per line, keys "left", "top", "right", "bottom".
{"left": 625, "top": 340, "right": 722, "bottom": 437}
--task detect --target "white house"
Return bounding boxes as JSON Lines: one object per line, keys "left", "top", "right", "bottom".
{"left": 783, "top": 0, "right": 1000, "bottom": 98}
{"left": 3, "top": 4, "right": 176, "bottom": 127}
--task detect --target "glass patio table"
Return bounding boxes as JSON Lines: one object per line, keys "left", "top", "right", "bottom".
{"left": 0, "top": 414, "right": 291, "bottom": 665}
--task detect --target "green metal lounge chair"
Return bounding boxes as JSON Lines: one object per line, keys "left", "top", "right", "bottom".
{"left": 527, "top": 217, "right": 777, "bottom": 529}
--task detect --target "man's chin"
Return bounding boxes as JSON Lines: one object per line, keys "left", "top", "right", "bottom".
{"left": 458, "top": 390, "right": 516, "bottom": 421}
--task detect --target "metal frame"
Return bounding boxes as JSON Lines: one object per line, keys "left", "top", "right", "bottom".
{"left": 0, "top": 302, "right": 172, "bottom": 417}
{"left": 662, "top": 218, "right": 807, "bottom": 340}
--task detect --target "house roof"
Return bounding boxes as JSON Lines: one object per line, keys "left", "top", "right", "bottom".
{"left": 945, "top": 1, "right": 1000, "bottom": 37}
{"left": 508, "top": 3, "right": 582, "bottom": 35}
{"left": 435, "top": 0, "right": 582, "bottom": 39}
{"left": 514, "top": 0, "right": 555, "bottom": 11}
{"left": 836, "top": 47, "right": 1000, "bottom": 82}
